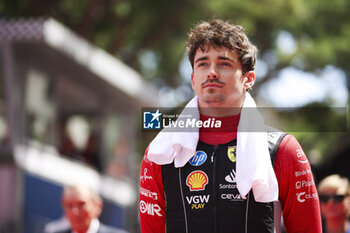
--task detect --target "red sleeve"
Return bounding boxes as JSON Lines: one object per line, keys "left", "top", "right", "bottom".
{"left": 273, "top": 135, "right": 322, "bottom": 233}
{"left": 139, "top": 147, "right": 166, "bottom": 233}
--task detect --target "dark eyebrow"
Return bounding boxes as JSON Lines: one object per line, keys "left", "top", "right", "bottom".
{"left": 194, "top": 56, "right": 209, "bottom": 64}
{"left": 218, "top": 56, "right": 236, "bottom": 62}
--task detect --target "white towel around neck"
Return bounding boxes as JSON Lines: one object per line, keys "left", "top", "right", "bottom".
{"left": 147, "top": 93, "right": 278, "bottom": 202}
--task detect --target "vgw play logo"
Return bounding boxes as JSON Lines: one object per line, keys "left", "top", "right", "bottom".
{"left": 143, "top": 109, "right": 162, "bottom": 129}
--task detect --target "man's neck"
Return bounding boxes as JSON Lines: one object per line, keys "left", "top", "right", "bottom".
{"left": 73, "top": 219, "right": 99, "bottom": 233}
{"left": 326, "top": 217, "right": 348, "bottom": 233}
{"left": 199, "top": 106, "right": 241, "bottom": 117}
{"left": 197, "top": 94, "right": 245, "bottom": 117}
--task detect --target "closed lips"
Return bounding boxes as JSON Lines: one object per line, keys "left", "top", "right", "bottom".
{"left": 203, "top": 83, "right": 223, "bottom": 88}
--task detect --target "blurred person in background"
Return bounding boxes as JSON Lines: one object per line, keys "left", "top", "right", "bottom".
{"left": 46, "top": 185, "right": 127, "bottom": 233}
{"left": 318, "top": 174, "right": 350, "bottom": 233}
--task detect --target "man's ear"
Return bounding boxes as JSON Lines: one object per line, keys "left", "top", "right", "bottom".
{"left": 191, "top": 72, "right": 195, "bottom": 89}
{"left": 344, "top": 196, "right": 350, "bottom": 215}
{"left": 243, "top": 71, "right": 256, "bottom": 90}
{"left": 94, "top": 199, "right": 103, "bottom": 218}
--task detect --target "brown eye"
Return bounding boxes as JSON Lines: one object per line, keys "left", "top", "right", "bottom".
{"left": 220, "top": 62, "right": 231, "bottom": 67}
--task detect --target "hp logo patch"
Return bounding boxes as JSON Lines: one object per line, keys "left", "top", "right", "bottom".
{"left": 189, "top": 151, "right": 207, "bottom": 166}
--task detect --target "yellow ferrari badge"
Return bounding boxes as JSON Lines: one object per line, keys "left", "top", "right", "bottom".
{"left": 227, "top": 146, "right": 236, "bottom": 163}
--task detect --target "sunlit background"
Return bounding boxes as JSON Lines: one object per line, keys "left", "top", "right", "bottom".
{"left": 0, "top": 0, "right": 349, "bottom": 232}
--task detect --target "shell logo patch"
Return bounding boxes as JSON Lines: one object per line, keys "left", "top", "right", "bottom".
{"left": 186, "top": 170, "right": 209, "bottom": 191}
{"left": 227, "top": 146, "right": 236, "bottom": 163}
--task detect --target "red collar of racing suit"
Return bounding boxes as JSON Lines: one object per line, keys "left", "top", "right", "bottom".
{"left": 199, "top": 113, "right": 240, "bottom": 146}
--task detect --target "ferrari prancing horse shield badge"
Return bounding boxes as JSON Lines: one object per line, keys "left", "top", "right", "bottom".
{"left": 227, "top": 146, "right": 236, "bottom": 163}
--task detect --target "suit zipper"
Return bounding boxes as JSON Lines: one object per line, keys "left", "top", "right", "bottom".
{"left": 245, "top": 192, "right": 250, "bottom": 233}
{"left": 179, "top": 167, "right": 189, "bottom": 233}
{"left": 211, "top": 146, "right": 218, "bottom": 233}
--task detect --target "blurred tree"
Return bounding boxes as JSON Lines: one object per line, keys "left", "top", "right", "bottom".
{"left": 1, "top": 0, "right": 349, "bottom": 91}
{"left": 277, "top": 102, "right": 347, "bottom": 161}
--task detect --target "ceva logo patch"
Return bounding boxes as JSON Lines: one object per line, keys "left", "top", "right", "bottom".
{"left": 189, "top": 151, "right": 207, "bottom": 166}
{"left": 186, "top": 170, "right": 209, "bottom": 191}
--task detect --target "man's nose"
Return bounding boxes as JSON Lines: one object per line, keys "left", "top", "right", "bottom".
{"left": 71, "top": 206, "right": 81, "bottom": 215}
{"left": 207, "top": 68, "right": 219, "bottom": 80}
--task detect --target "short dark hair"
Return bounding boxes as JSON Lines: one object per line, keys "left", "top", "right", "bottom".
{"left": 186, "top": 19, "right": 257, "bottom": 74}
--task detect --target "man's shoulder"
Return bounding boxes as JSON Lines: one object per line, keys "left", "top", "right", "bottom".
{"left": 265, "top": 126, "right": 287, "bottom": 148}
{"left": 98, "top": 223, "right": 129, "bottom": 233}
{"left": 43, "top": 217, "right": 70, "bottom": 233}
{"left": 265, "top": 125, "right": 287, "bottom": 163}
{"left": 50, "top": 229, "right": 70, "bottom": 233}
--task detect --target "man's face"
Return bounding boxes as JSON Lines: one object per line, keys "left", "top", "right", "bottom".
{"left": 62, "top": 187, "right": 100, "bottom": 233}
{"left": 191, "top": 44, "right": 255, "bottom": 112}
{"left": 319, "top": 187, "right": 348, "bottom": 220}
